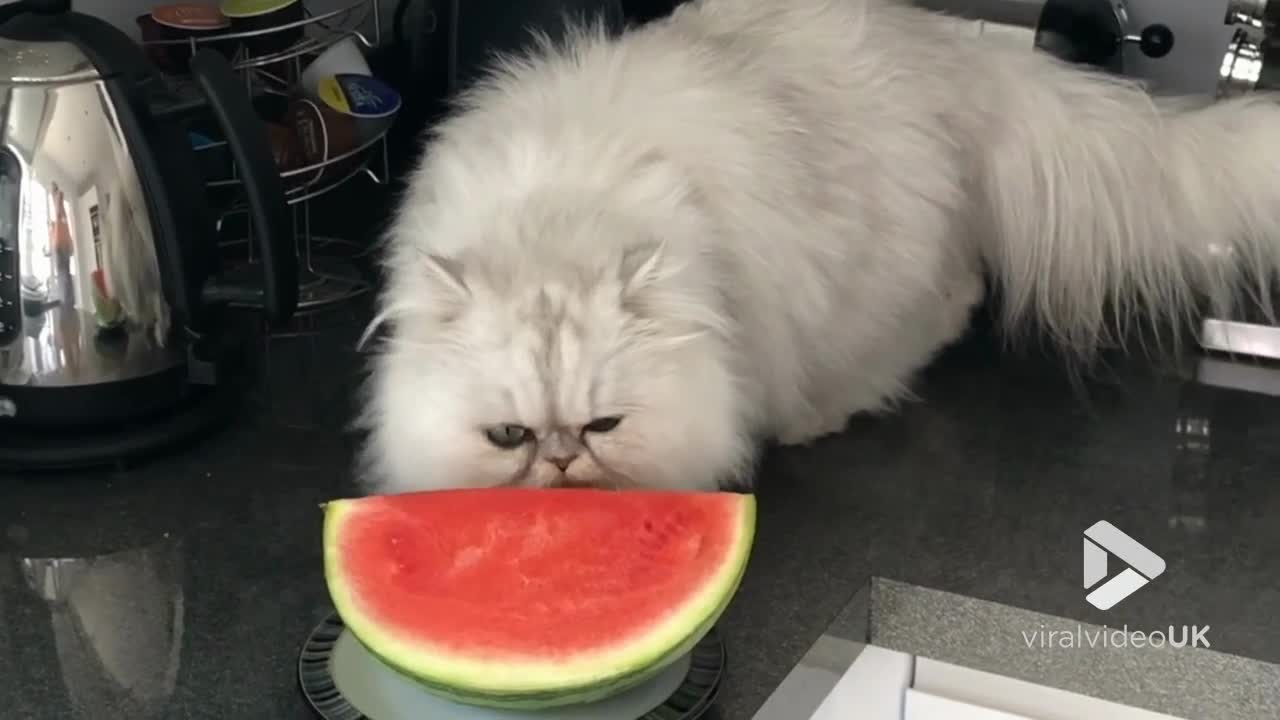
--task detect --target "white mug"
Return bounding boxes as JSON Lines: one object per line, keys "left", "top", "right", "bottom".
{"left": 299, "top": 37, "right": 371, "bottom": 101}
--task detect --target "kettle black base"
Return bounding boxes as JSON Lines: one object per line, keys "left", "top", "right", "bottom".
{"left": 0, "top": 377, "right": 240, "bottom": 471}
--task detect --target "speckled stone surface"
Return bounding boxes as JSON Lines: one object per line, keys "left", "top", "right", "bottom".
{"left": 3, "top": 299, "right": 1280, "bottom": 720}
{"left": 869, "top": 578, "right": 1280, "bottom": 719}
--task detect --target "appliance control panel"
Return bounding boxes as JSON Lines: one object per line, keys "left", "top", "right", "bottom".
{"left": 0, "top": 150, "right": 17, "bottom": 345}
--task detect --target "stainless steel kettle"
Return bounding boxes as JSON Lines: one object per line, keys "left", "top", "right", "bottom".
{"left": 0, "top": 0, "right": 297, "bottom": 431}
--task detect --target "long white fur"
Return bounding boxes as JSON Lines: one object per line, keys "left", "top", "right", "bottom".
{"left": 358, "top": 0, "right": 1280, "bottom": 494}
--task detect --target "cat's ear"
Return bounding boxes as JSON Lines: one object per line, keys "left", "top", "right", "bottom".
{"left": 422, "top": 253, "right": 470, "bottom": 299}
{"left": 420, "top": 253, "right": 473, "bottom": 324}
{"left": 620, "top": 241, "right": 668, "bottom": 295}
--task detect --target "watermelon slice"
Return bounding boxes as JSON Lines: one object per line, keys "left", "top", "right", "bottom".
{"left": 322, "top": 488, "right": 755, "bottom": 709}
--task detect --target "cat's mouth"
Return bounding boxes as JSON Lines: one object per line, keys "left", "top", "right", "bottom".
{"left": 501, "top": 466, "right": 640, "bottom": 490}
{"left": 549, "top": 474, "right": 638, "bottom": 490}
{"left": 502, "top": 450, "right": 641, "bottom": 490}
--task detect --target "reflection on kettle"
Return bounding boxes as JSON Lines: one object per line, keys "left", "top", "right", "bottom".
{"left": 10, "top": 538, "right": 185, "bottom": 719}
{"left": 98, "top": 131, "right": 173, "bottom": 346}
{"left": 0, "top": 79, "right": 179, "bottom": 390}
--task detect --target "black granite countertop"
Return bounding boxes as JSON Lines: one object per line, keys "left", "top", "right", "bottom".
{"left": 3, "top": 299, "right": 1279, "bottom": 720}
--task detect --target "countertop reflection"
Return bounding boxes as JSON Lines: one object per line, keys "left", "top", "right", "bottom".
{"left": 2, "top": 304, "right": 1279, "bottom": 720}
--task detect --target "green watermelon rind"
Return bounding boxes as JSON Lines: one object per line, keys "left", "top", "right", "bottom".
{"left": 323, "top": 492, "right": 756, "bottom": 710}
{"left": 344, "top": 567, "right": 731, "bottom": 709}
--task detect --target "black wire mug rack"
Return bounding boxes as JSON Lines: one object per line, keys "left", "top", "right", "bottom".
{"left": 142, "top": 0, "right": 389, "bottom": 314}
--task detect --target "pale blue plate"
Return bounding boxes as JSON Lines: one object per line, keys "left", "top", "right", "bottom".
{"left": 298, "top": 613, "right": 724, "bottom": 720}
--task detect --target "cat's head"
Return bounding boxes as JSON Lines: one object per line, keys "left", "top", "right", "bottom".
{"left": 358, "top": 200, "right": 756, "bottom": 495}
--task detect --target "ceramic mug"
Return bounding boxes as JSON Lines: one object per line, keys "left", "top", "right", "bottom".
{"left": 299, "top": 37, "right": 371, "bottom": 101}
{"left": 288, "top": 96, "right": 363, "bottom": 185}
{"left": 316, "top": 73, "right": 402, "bottom": 145}
{"left": 141, "top": 3, "right": 235, "bottom": 72}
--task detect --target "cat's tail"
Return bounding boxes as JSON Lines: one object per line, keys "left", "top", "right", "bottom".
{"left": 974, "top": 54, "right": 1280, "bottom": 358}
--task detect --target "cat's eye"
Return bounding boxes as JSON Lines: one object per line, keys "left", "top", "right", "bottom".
{"left": 485, "top": 424, "right": 532, "bottom": 449}
{"left": 583, "top": 416, "right": 623, "bottom": 434}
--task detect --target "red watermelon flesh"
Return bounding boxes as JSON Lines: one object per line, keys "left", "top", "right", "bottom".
{"left": 323, "top": 487, "right": 756, "bottom": 708}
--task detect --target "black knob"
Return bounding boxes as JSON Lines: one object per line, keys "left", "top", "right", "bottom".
{"left": 1137, "top": 23, "right": 1175, "bottom": 58}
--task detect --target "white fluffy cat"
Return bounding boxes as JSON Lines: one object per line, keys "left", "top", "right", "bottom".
{"left": 358, "top": 0, "right": 1280, "bottom": 494}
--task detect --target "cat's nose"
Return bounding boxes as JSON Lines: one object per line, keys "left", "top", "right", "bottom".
{"left": 547, "top": 453, "right": 578, "bottom": 471}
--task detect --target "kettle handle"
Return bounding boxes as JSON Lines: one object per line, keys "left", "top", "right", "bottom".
{"left": 0, "top": 0, "right": 71, "bottom": 26}
{"left": 189, "top": 49, "right": 298, "bottom": 325}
